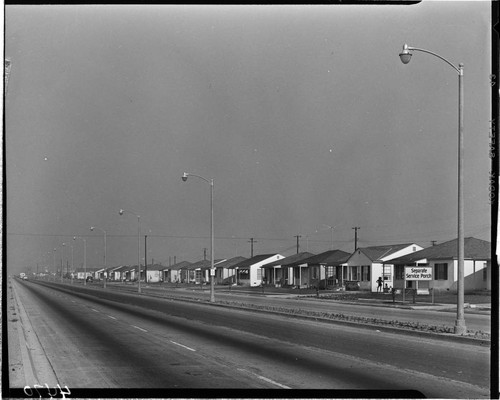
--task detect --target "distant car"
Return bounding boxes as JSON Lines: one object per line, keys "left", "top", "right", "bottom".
{"left": 23, "top": 276, "right": 28, "bottom": 280}
{"left": 86, "top": 276, "right": 93, "bottom": 282}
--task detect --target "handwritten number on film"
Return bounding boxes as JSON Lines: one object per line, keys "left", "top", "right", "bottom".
{"left": 23, "top": 384, "right": 71, "bottom": 399}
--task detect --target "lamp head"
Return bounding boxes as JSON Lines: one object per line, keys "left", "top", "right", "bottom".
{"left": 182, "top": 172, "right": 189, "bottom": 182}
{"left": 119, "top": 209, "right": 124, "bottom": 215}
{"left": 399, "top": 44, "right": 412, "bottom": 64}
{"left": 90, "top": 226, "right": 94, "bottom": 231}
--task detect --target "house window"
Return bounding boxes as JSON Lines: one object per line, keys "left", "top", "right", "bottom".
{"left": 395, "top": 265, "right": 404, "bottom": 280}
{"left": 312, "top": 267, "right": 318, "bottom": 279}
{"left": 352, "top": 266, "right": 359, "bottom": 280}
{"left": 257, "top": 268, "right": 262, "bottom": 280}
{"left": 435, "top": 263, "right": 448, "bottom": 280}
{"left": 361, "top": 266, "right": 370, "bottom": 281}
{"left": 239, "top": 269, "right": 249, "bottom": 279}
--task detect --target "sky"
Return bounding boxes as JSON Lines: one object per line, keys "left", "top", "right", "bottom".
{"left": 5, "top": 2, "right": 492, "bottom": 274}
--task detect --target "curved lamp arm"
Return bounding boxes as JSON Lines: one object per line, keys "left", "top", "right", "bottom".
{"left": 399, "top": 44, "right": 462, "bottom": 75}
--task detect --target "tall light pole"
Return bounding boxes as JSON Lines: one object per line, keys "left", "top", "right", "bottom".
{"left": 70, "top": 244, "right": 74, "bottom": 284}
{"left": 399, "top": 44, "right": 466, "bottom": 335}
{"left": 61, "top": 243, "right": 65, "bottom": 283}
{"left": 182, "top": 172, "right": 215, "bottom": 303}
{"left": 73, "top": 237, "right": 87, "bottom": 285}
{"left": 119, "top": 209, "right": 141, "bottom": 293}
{"left": 91, "top": 226, "right": 107, "bottom": 288}
{"left": 53, "top": 248, "right": 57, "bottom": 281}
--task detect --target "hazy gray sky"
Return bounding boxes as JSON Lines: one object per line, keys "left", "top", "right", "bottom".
{"left": 6, "top": 3, "right": 492, "bottom": 274}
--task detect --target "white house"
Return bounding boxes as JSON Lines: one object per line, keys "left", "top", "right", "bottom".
{"left": 282, "top": 250, "right": 351, "bottom": 289}
{"left": 346, "top": 243, "right": 424, "bottom": 292}
{"left": 231, "top": 254, "right": 284, "bottom": 287}
{"left": 261, "top": 252, "right": 315, "bottom": 287}
{"left": 145, "top": 264, "right": 163, "bottom": 283}
{"left": 387, "top": 237, "right": 491, "bottom": 293}
{"left": 163, "top": 261, "right": 192, "bottom": 283}
{"left": 213, "top": 256, "right": 247, "bottom": 284}
{"left": 75, "top": 268, "right": 100, "bottom": 280}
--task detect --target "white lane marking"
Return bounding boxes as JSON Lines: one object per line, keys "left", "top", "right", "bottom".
{"left": 91, "top": 308, "right": 99, "bottom": 312}
{"left": 237, "top": 368, "right": 291, "bottom": 389}
{"left": 131, "top": 325, "right": 148, "bottom": 332}
{"left": 107, "top": 315, "right": 117, "bottom": 320}
{"left": 170, "top": 340, "right": 196, "bottom": 352}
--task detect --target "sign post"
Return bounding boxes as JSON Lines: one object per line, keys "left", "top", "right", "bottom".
{"left": 404, "top": 266, "right": 433, "bottom": 304}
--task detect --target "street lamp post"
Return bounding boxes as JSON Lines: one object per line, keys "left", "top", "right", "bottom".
{"left": 53, "top": 248, "right": 57, "bottom": 282}
{"left": 73, "top": 237, "right": 87, "bottom": 285}
{"left": 91, "top": 226, "right": 107, "bottom": 288}
{"left": 119, "top": 209, "right": 141, "bottom": 293}
{"left": 182, "top": 172, "right": 215, "bottom": 303}
{"left": 71, "top": 244, "right": 74, "bottom": 284}
{"left": 399, "top": 44, "right": 466, "bottom": 335}
{"left": 61, "top": 243, "right": 65, "bottom": 283}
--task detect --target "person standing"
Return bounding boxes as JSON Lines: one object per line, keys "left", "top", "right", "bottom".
{"left": 376, "top": 276, "right": 383, "bottom": 293}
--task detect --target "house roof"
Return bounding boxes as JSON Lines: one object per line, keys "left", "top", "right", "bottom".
{"left": 186, "top": 259, "right": 225, "bottom": 270}
{"left": 296, "top": 249, "right": 351, "bottom": 266}
{"left": 353, "top": 243, "right": 419, "bottom": 262}
{"left": 388, "top": 237, "right": 491, "bottom": 265}
{"left": 145, "top": 264, "right": 163, "bottom": 271}
{"left": 106, "top": 265, "right": 125, "bottom": 272}
{"left": 113, "top": 265, "right": 132, "bottom": 273}
{"left": 75, "top": 268, "right": 101, "bottom": 273}
{"left": 231, "top": 254, "right": 282, "bottom": 269}
{"left": 214, "top": 256, "right": 248, "bottom": 269}
{"left": 261, "top": 252, "right": 315, "bottom": 269}
{"left": 166, "top": 261, "right": 192, "bottom": 271}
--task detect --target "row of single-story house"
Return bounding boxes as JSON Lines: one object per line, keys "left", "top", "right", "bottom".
{"left": 71, "top": 236, "right": 491, "bottom": 293}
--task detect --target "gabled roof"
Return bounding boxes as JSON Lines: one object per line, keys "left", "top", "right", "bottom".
{"left": 261, "top": 252, "right": 315, "bottom": 269}
{"left": 231, "top": 254, "right": 282, "bottom": 269}
{"left": 388, "top": 237, "right": 491, "bottom": 265}
{"left": 106, "top": 265, "right": 125, "bottom": 272}
{"left": 119, "top": 265, "right": 137, "bottom": 272}
{"left": 354, "top": 243, "right": 418, "bottom": 262}
{"left": 75, "top": 267, "right": 101, "bottom": 273}
{"left": 187, "top": 259, "right": 225, "bottom": 270}
{"left": 296, "top": 249, "right": 351, "bottom": 266}
{"left": 144, "top": 264, "right": 163, "bottom": 271}
{"left": 215, "top": 256, "right": 248, "bottom": 269}
{"left": 166, "top": 261, "right": 192, "bottom": 271}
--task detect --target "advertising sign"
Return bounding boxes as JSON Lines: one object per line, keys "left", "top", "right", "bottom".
{"left": 405, "top": 266, "right": 433, "bottom": 281}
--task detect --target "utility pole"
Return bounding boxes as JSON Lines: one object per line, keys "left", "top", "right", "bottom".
{"left": 352, "top": 227, "right": 360, "bottom": 251}
{"left": 294, "top": 235, "right": 302, "bottom": 254}
{"left": 203, "top": 248, "right": 207, "bottom": 260}
{"left": 145, "top": 235, "right": 148, "bottom": 284}
{"left": 248, "top": 238, "right": 258, "bottom": 258}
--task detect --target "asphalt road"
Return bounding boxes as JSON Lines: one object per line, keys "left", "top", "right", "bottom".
{"left": 8, "top": 278, "right": 491, "bottom": 398}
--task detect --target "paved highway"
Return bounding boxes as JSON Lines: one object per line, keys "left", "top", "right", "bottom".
{"left": 8, "top": 278, "right": 490, "bottom": 398}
